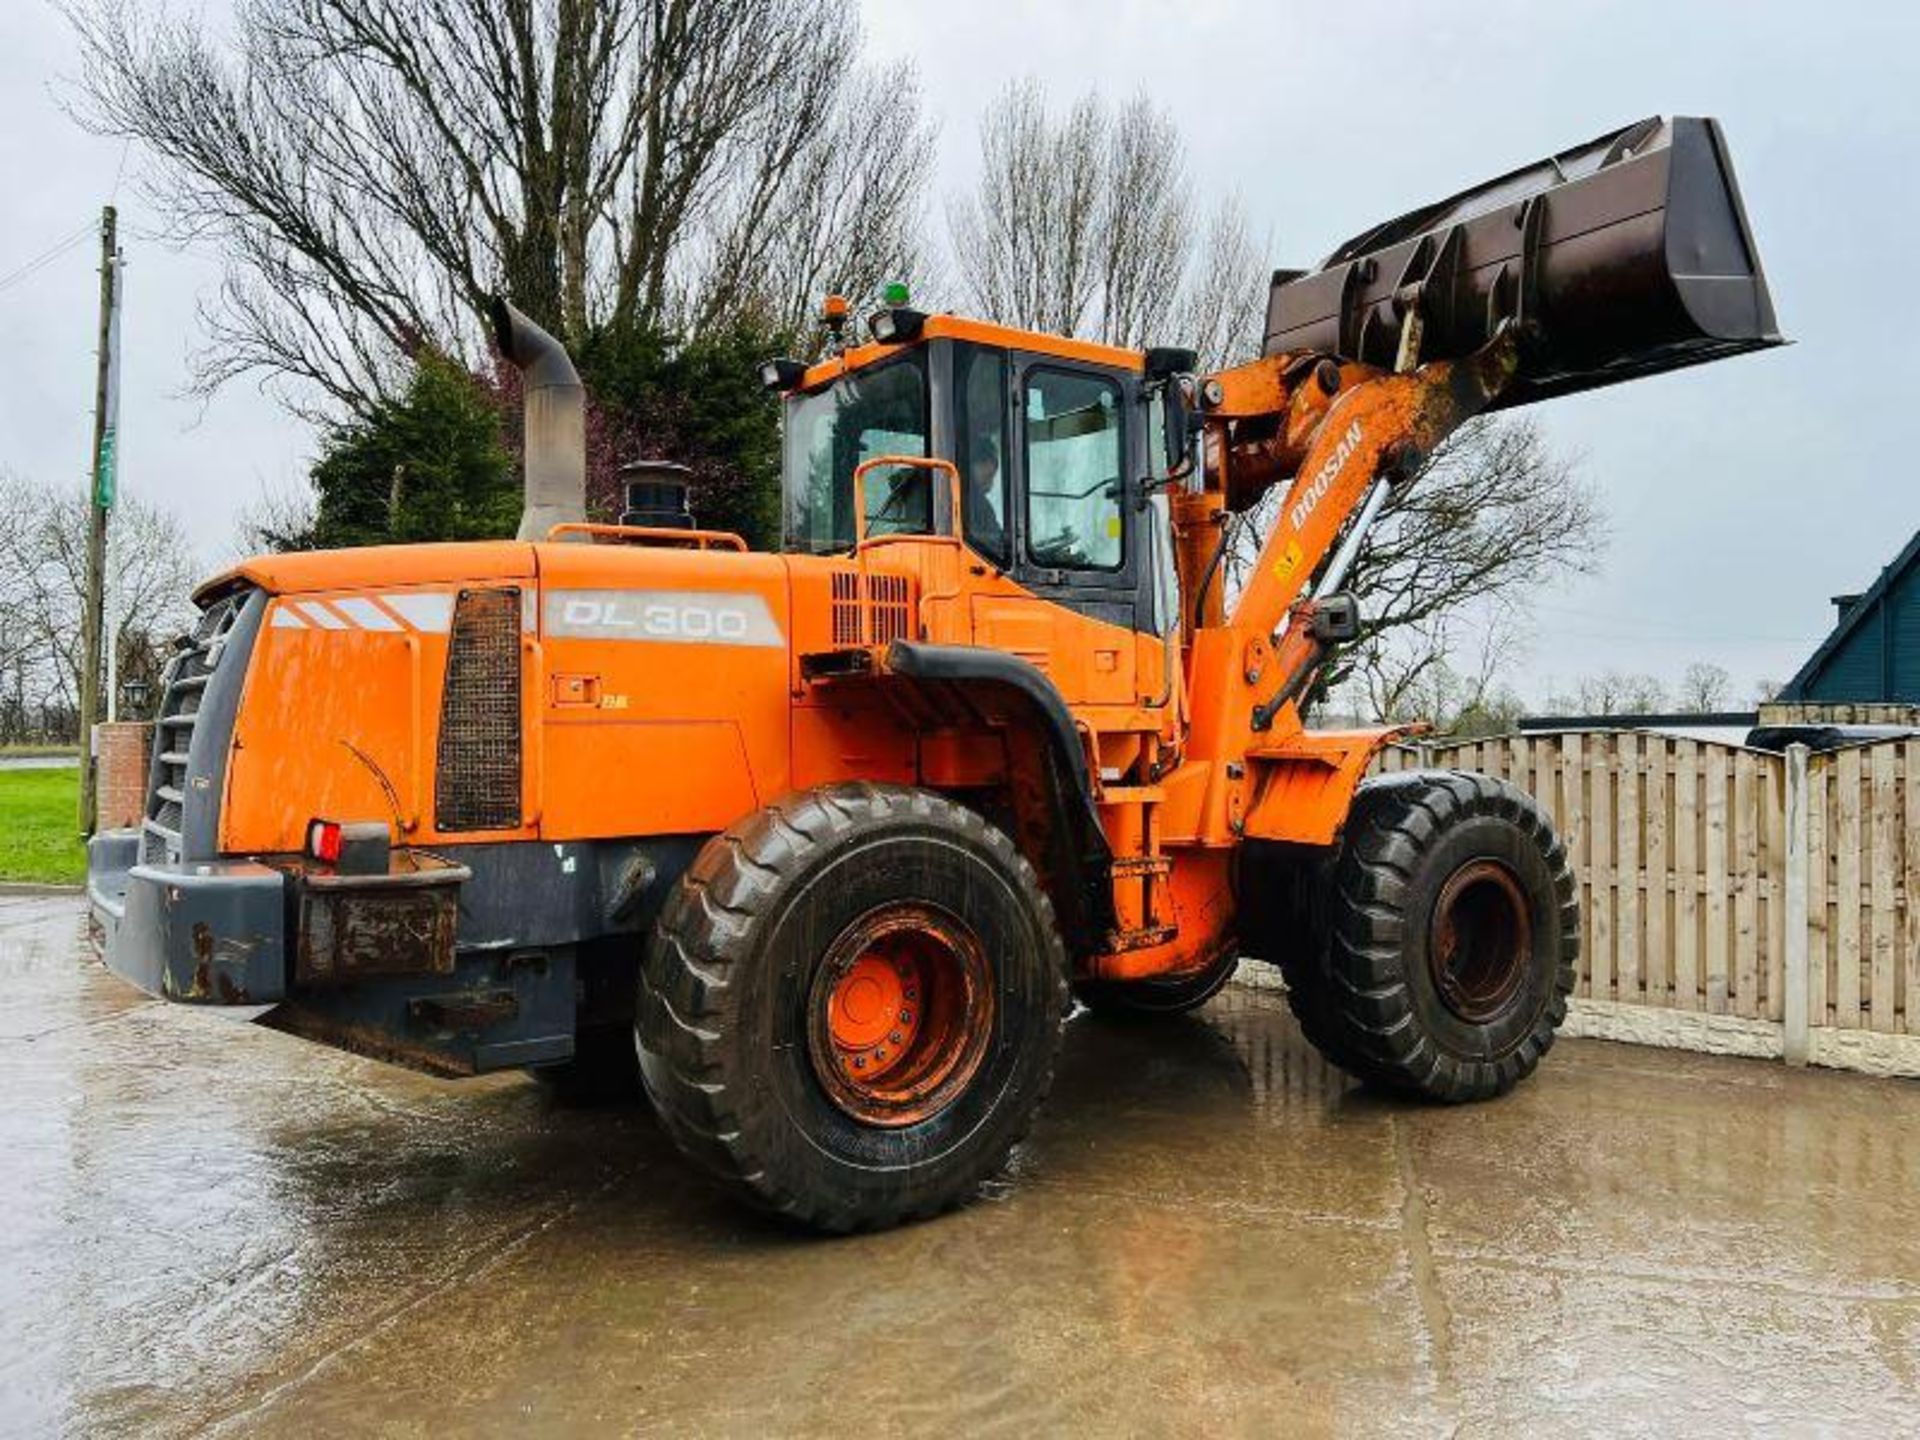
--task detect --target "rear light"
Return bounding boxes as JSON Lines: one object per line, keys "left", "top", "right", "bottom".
{"left": 307, "top": 819, "right": 343, "bottom": 864}
{"left": 305, "top": 817, "right": 392, "bottom": 875}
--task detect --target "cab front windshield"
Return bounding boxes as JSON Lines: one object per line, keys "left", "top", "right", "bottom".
{"left": 782, "top": 355, "right": 929, "bottom": 554}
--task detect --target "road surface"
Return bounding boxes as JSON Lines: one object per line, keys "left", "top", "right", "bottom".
{"left": 4, "top": 891, "right": 1916, "bottom": 1435}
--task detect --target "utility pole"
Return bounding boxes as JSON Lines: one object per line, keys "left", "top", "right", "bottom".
{"left": 78, "top": 204, "right": 122, "bottom": 835}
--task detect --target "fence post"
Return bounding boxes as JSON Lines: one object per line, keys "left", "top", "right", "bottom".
{"left": 1783, "top": 743, "right": 1812, "bottom": 1066}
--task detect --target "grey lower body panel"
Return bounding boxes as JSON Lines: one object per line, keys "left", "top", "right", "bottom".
{"left": 89, "top": 829, "right": 289, "bottom": 1005}
{"left": 85, "top": 829, "right": 706, "bottom": 1076}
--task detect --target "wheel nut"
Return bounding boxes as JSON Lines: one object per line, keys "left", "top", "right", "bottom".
{"left": 889, "top": 1031, "right": 903, "bottom": 1045}
{"left": 903, "top": 987, "right": 916, "bottom": 1001}
{"left": 875, "top": 1048, "right": 888, "bottom": 1062}
{"left": 899, "top": 1010, "right": 913, "bottom": 1024}
{"left": 853, "top": 1056, "right": 866, "bottom": 1070}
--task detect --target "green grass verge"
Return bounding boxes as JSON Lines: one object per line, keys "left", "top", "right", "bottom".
{"left": 0, "top": 744, "right": 80, "bottom": 759}
{"left": 0, "top": 767, "right": 87, "bottom": 885}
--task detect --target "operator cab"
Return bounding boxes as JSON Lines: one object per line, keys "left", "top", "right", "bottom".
{"left": 766, "top": 302, "right": 1186, "bottom": 636}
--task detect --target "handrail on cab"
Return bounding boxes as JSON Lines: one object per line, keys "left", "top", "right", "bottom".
{"left": 545, "top": 522, "right": 749, "bottom": 552}
{"left": 850, "top": 455, "right": 964, "bottom": 551}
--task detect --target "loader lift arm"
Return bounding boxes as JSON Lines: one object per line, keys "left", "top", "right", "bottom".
{"left": 1231, "top": 330, "right": 1518, "bottom": 726}
{"left": 1167, "top": 327, "right": 1523, "bottom": 854}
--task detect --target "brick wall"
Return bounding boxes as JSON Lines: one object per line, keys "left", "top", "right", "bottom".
{"left": 95, "top": 721, "right": 153, "bottom": 833}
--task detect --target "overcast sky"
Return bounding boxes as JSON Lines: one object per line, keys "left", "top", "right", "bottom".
{"left": 4, "top": 1, "right": 1915, "bottom": 705}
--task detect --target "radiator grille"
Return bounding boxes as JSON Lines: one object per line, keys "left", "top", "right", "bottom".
{"left": 434, "top": 587, "right": 522, "bottom": 832}
{"left": 141, "top": 590, "right": 248, "bottom": 866}
{"left": 830, "top": 571, "right": 911, "bottom": 647}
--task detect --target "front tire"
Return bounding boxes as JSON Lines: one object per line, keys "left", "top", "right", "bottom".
{"left": 1303, "top": 771, "right": 1577, "bottom": 1102}
{"left": 637, "top": 784, "right": 1069, "bottom": 1231}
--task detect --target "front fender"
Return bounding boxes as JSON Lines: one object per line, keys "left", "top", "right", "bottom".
{"left": 1241, "top": 726, "right": 1421, "bottom": 848}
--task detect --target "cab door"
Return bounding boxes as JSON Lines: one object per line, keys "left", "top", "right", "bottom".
{"left": 975, "top": 355, "right": 1147, "bottom": 708}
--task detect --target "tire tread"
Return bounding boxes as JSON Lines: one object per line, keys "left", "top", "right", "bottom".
{"left": 638, "top": 783, "right": 1068, "bottom": 1232}
{"left": 1285, "top": 769, "right": 1578, "bottom": 1103}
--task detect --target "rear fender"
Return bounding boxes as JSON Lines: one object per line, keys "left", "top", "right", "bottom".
{"left": 882, "top": 640, "right": 1114, "bottom": 952}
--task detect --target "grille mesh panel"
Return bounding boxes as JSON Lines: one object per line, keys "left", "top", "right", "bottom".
{"left": 830, "top": 570, "right": 911, "bottom": 646}
{"left": 867, "top": 573, "right": 910, "bottom": 644}
{"left": 434, "top": 587, "right": 522, "bottom": 832}
{"left": 832, "top": 571, "right": 859, "bottom": 644}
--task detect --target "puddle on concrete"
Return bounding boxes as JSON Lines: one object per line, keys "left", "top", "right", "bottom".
{"left": 5, "top": 896, "right": 1918, "bottom": 1436}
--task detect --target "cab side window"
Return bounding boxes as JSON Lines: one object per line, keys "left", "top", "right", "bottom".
{"left": 1024, "top": 369, "right": 1123, "bottom": 571}
{"left": 955, "top": 346, "right": 1009, "bottom": 567}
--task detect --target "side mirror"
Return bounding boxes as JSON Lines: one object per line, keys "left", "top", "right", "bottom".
{"left": 1159, "top": 377, "right": 1196, "bottom": 480}
{"left": 1310, "top": 592, "right": 1363, "bottom": 644}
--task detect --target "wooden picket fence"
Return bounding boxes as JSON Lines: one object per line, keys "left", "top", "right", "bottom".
{"left": 1374, "top": 732, "right": 1920, "bottom": 1073}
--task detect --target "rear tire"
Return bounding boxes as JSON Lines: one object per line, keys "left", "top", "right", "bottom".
{"left": 637, "top": 783, "right": 1069, "bottom": 1232}
{"left": 1302, "top": 771, "right": 1577, "bottom": 1102}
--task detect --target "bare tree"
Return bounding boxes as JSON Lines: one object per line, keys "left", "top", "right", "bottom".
{"left": 1095, "top": 95, "right": 1189, "bottom": 349}
{"left": 1180, "top": 197, "right": 1267, "bottom": 369}
{"left": 1220, "top": 417, "right": 1603, "bottom": 721}
{"left": 1343, "top": 605, "right": 1528, "bottom": 734}
{"left": 0, "top": 473, "right": 200, "bottom": 735}
{"left": 946, "top": 82, "right": 1264, "bottom": 359}
{"left": 1340, "top": 421, "right": 1601, "bottom": 658}
{"left": 1547, "top": 670, "right": 1669, "bottom": 717}
{"left": 948, "top": 82, "right": 1108, "bottom": 338}
{"left": 1675, "top": 660, "right": 1733, "bottom": 713}
{"left": 231, "top": 478, "right": 319, "bottom": 558}
{"left": 691, "top": 67, "right": 935, "bottom": 343}
{"left": 66, "top": 0, "right": 934, "bottom": 414}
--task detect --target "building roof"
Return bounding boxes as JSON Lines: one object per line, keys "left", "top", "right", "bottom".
{"left": 1779, "top": 530, "right": 1920, "bottom": 703}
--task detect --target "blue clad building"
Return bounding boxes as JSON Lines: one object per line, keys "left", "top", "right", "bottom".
{"left": 1779, "top": 534, "right": 1920, "bottom": 704}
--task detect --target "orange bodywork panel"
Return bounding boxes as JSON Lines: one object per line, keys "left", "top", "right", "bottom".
{"left": 1082, "top": 848, "right": 1236, "bottom": 983}
{"left": 199, "top": 540, "right": 536, "bottom": 603}
{"left": 533, "top": 542, "right": 793, "bottom": 838}
{"left": 220, "top": 541, "right": 797, "bottom": 854}
{"left": 216, "top": 530, "right": 1172, "bottom": 858}
{"left": 224, "top": 588, "right": 475, "bottom": 852}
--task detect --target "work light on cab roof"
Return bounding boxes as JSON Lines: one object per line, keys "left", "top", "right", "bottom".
{"left": 868, "top": 301, "right": 925, "bottom": 345}
{"left": 758, "top": 356, "right": 805, "bottom": 393}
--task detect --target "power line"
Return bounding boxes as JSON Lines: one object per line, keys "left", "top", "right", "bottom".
{"left": 0, "top": 140, "right": 135, "bottom": 297}
{"left": 0, "top": 222, "right": 96, "bottom": 295}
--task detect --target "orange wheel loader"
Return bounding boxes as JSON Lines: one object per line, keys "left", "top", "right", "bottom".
{"left": 87, "top": 117, "right": 1779, "bottom": 1230}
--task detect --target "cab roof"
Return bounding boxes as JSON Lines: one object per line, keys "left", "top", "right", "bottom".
{"left": 799, "top": 313, "right": 1145, "bottom": 391}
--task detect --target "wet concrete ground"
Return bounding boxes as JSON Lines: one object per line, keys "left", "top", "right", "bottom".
{"left": 5, "top": 890, "right": 1918, "bottom": 1437}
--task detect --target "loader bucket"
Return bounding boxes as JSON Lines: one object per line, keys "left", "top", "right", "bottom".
{"left": 1263, "top": 117, "right": 1782, "bottom": 409}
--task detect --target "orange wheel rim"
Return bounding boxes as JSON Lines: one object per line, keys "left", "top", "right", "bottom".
{"left": 808, "top": 902, "right": 994, "bottom": 1127}
{"left": 1429, "top": 858, "right": 1532, "bottom": 1023}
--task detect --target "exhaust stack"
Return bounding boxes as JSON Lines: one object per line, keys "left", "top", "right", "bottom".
{"left": 490, "top": 298, "right": 586, "bottom": 541}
